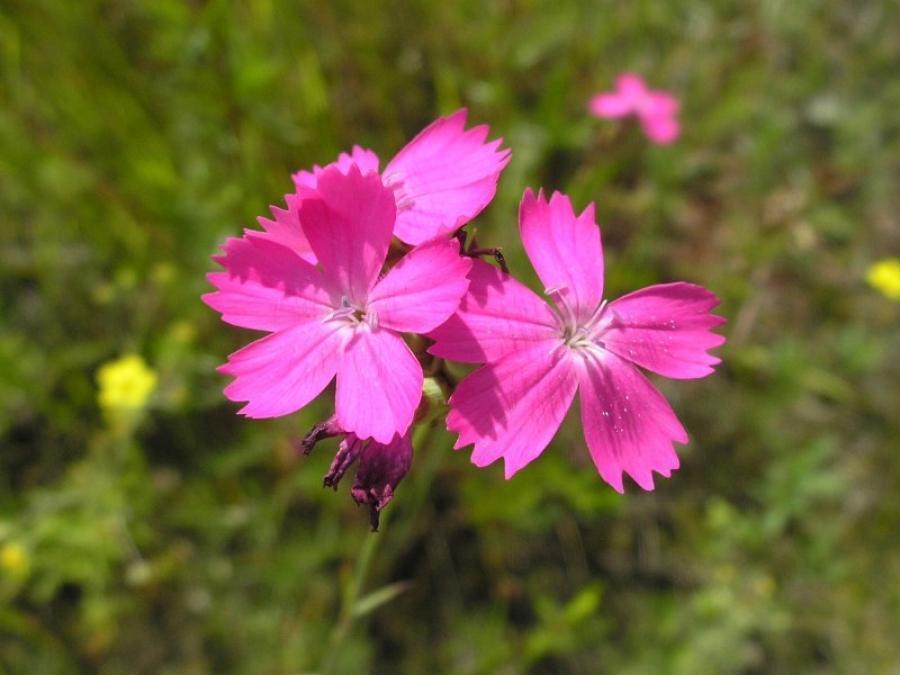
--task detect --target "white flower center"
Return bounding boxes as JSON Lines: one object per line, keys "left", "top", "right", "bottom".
{"left": 546, "top": 287, "right": 614, "bottom": 353}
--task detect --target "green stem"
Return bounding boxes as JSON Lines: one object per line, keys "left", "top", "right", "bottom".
{"left": 320, "top": 422, "right": 436, "bottom": 674}
{"left": 321, "top": 520, "right": 382, "bottom": 674}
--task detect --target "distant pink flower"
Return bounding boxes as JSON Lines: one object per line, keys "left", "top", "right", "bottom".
{"left": 253, "top": 109, "right": 510, "bottom": 258}
{"left": 429, "top": 189, "right": 724, "bottom": 491}
{"left": 589, "top": 73, "right": 680, "bottom": 144}
{"left": 204, "top": 165, "right": 472, "bottom": 443}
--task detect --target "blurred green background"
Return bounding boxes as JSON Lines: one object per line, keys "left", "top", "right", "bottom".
{"left": 2, "top": 0, "right": 899, "bottom": 672}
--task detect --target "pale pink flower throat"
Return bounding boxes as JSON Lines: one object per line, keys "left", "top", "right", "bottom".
{"left": 545, "top": 286, "right": 613, "bottom": 352}
{"left": 382, "top": 171, "right": 415, "bottom": 212}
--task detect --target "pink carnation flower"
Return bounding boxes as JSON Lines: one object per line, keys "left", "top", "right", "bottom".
{"left": 204, "top": 165, "right": 472, "bottom": 443}
{"left": 588, "top": 73, "right": 680, "bottom": 145}
{"left": 254, "top": 109, "right": 509, "bottom": 257}
{"left": 429, "top": 189, "right": 725, "bottom": 491}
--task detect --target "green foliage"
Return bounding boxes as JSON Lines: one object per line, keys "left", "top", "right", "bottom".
{"left": 1, "top": 0, "right": 899, "bottom": 672}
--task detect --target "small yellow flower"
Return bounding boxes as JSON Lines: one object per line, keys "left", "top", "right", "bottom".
{"left": 97, "top": 354, "right": 158, "bottom": 414}
{"left": 866, "top": 258, "right": 900, "bottom": 300}
{"left": 0, "top": 542, "right": 29, "bottom": 576}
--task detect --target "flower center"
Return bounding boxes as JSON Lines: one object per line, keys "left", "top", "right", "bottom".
{"left": 546, "top": 290, "right": 613, "bottom": 353}
{"left": 325, "top": 296, "right": 378, "bottom": 330}
{"left": 563, "top": 324, "right": 599, "bottom": 350}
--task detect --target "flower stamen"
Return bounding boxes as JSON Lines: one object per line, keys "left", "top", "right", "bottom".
{"left": 325, "top": 296, "right": 370, "bottom": 326}
{"left": 545, "top": 285, "right": 579, "bottom": 333}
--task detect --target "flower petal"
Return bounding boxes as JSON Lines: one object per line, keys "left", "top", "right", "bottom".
{"left": 519, "top": 189, "right": 604, "bottom": 319}
{"left": 641, "top": 115, "right": 680, "bottom": 144}
{"left": 642, "top": 91, "right": 679, "bottom": 118}
{"left": 292, "top": 145, "right": 380, "bottom": 189}
{"left": 588, "top": 93, "right": 632, "bottom": 118}
{"left": 337, "top": 145, "right": 381, "bottom": 175}
{"left": 203, "top": 234, "right": 332, "bottom": 332}
{"left": 299, "top": 165, "right": 396, "bottom": 304}
{"left": 616, "top": 73, "right": 648, "bottom": 104}
{"left": 576, "top": 351, "right": 687, "bottom": 492}
{"left": 385, "top": 109, "right": 511, "bottom": 245}
{"left": 219, "top": 321, "right": 344, "bottom": 419}
{"left": 447, "top": 342, "right": 578, "bottom": 478}
{"left": 428, "top": 260, "right": 559, "bottom": 363}
{"left": 603, "top": 282, "right": 725, "bottom": 379}
{"left": 367, "top": 239, "right": 472, "bottom": 333}
{"left": 336, "top": 328, "right": 423, "bottom": 444}
{"left": 254, "top": 199, "right": 317, "bottom": 263}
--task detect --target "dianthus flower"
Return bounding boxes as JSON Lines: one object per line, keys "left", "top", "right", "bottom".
{"left": 204, "top": 165, "right": 472, "bottom": 443}
{"left": 429, "top": 190, "right": 724, "bottom": 491}
{"left": 589, "top": 73, "right": 680, "bottom": 145}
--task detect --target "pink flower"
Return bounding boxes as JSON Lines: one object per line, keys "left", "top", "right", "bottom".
{"left": 204, "top": 165, "right": 472, "bottom": 443}
{"left": 252, "top": 109, "right": 510, "bottom": 257}
{"left": 428, "top": 189, "right": 724, "bottom": 491}
{"left": 588, "top": 73, "right": 680, "bottom": 145}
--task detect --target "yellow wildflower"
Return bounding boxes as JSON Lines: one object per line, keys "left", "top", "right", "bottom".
{"left": 866, "top": 258, "right": 900, "bottom": 300}
{"left": 97, "top": 354, "right": 157, "bottom": 414}
{"left": 0, "top": 542, "right": 29, "bottom": 576}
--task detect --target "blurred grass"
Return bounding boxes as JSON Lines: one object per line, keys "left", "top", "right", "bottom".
{"left": 1, "top": 0, "right": 899, "bottom": 673}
